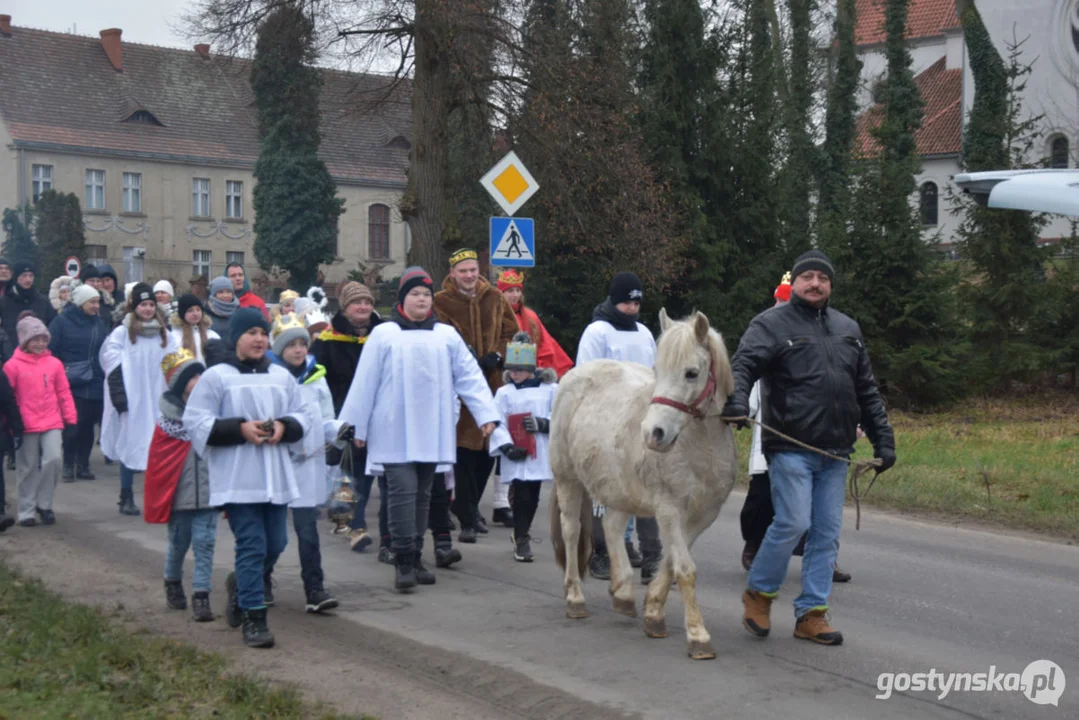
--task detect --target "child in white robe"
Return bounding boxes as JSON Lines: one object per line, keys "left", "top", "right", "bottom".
{"left": 488, "top": 332, "right": 557, "bottom": 562}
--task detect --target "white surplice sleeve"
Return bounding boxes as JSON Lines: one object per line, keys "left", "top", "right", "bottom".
{"left": 448, "top": 332, "right": 500, "bottom": 428}
{"left": 313, "top": 377, "right": 344, "bottom": 444}
{"left": 575, "top": 322, "right": 606, "bottom": 365}
{"left": 488, "top": 388, "right": 513, "bottom": 455}
{"left": 99, "top": 325, "right": 125, "bottom": 374}
{"left": 338, "top": 328, "right": 386, "bottom": 443}
{"left": 183, "top": 368, "right": 225, "bottom": 456}
{"left": 280, "top": 370, "right": 312, "bottom": 440}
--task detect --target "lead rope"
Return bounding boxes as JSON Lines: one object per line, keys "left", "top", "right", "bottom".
{"left": 725, "top": 416, "right": 883, "bottom": 530}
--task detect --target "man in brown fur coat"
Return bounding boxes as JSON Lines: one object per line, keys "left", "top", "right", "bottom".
{"left": 434, "top": 248, "right": 518, "bottom": 543}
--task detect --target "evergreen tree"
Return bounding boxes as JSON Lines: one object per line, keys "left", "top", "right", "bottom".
{"left": 777, "top": 0, "right": 816, "bottom": 258}
{"left": 1, "top": 203, "right": 38, "bottom": 267}
{"left": 250, "top": 5, "right": 344, "bottom": 290}
{"left": 33, "top": 191, "right": 86, "bottom": 284}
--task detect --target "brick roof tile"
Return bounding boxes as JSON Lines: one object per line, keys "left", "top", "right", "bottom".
{"left": 855, "top": 0, "right": 961, "bottom": 47}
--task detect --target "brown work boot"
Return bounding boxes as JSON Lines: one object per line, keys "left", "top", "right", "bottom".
{"left": 794, "top": 609, "right": 844, "bottom": 646}
{"left": 742, "top": 590, "right": 773, "bottom": 637}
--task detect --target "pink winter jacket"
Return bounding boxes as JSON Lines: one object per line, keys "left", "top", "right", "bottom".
{"left": 3, "top": 348, "right": 77, "bottom": 433}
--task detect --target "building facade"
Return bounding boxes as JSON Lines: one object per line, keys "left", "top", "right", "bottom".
{"left": 0, "top": 17, "right": 412, "bottom": 298}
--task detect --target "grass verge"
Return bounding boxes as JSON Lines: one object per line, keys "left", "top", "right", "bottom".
{"left": 0, "top": 560, "right": 360, "bottom": 719}
{"left": 734, "top": 394, "right": 1079, "bottom": 541}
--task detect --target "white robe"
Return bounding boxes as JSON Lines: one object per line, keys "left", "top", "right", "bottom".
{"left": 291, "top": 373, "right": 344, "bottom": 508}
{"left": 748, "top": 381, "right": 768, "bottom": 475}
{"left": 338, "top": 322, "right": 500, "bottom": 473}
{"left": 183, "top": 362, "right": 312, "bottom": 506}
{"left": 488, "top": 381, "right": 558, "bottom": 482}
{"left": 168, "top": 327, "right": 220, "bottom": 366}
{"left": 576, "top": 320, "right": 656, "bottom": 368}
{"left": 99, "top": 327, "right": 178, "bottom": 471}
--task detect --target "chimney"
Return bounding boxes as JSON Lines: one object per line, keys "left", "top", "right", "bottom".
{"left": 0, "top": 15, "right": 12, "bottom": 36}
{"left": 100, "top": 28, "right": 122, "bottom": 71}
{"left": 194, "top": 43, "right": 210, "bottom": 59}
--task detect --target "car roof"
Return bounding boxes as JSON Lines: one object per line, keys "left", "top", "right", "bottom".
{"left": 953, "top": 169, "right": 1079, "bottom": 217}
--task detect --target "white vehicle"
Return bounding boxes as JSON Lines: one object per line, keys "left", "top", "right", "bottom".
{"left": 954, "top": 169, "right": 1079, "bottom": 217}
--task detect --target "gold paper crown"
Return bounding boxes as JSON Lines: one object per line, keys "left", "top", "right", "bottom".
{"left": 272, "top": 313, "right": 308, "bottom": 341}
{"left": 780, "top": 271, "right": 791, "bottom": 285}
{"left": 449, "top": 248, "right": 479, "bottom": 267}
{"left": 161, "top": 348, "right": 197, "bottom": 377}
{"left": 279, "top": 289, "right": 300, "bottom": 303}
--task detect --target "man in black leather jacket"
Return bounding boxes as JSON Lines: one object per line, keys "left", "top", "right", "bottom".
{"left": 722, "top": 249, "right": 896, "bottom": 647}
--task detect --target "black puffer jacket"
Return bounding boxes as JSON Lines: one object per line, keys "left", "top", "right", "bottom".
{"left": 311, "top": 310, "right": 383, "bottom": 414}
{"left": 0, "top": 282, "right": 55, "bottom": 351}
{"left": 727, "top": 293, "right": 895, "bottom": 458}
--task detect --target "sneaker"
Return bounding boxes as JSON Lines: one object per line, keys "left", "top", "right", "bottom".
{"left": 832, "top": 565, "right": 852, "bottom": 583}
{"left": 192, "top": 591, "right": 214, "bottom": 622}
{"left": 458, "top": 527, "right": 477, "bottom": 544}
{"left": 263, "top": 575, "right": 275, "bottom": 607}
{"left": 475, "top": 516, "right": 489, "bottom": 535}
{"left": 513, "top": 534, "right": 534, "bottom": 563}
{"left": 377, "top": 546, "right": 395, "bottom": 565}
{"left": 36, "top": 508, "right": 56, "bottom": 526}
{"left": 413, "top": 553, "right": 436, "bottom": 585}
{"left": 742, "top": 589, "right": 773, "bottom": 638}
{"left": 225, "top": 572, "right": 242, "bottom": 628}
{"left": 18, "top": 518, "right": 37, "bottom": 528}
{"left": 305, "top": 589, "right": 340, "bottom": 613}
{"left": 640, "top": 553, "right": 661, "bottom": 583}
{"left": 626, "top": 542, "right": 643, "bottom": 569}
{"left": 349, "top": 529, "right": 373, "bottom": 553}
{"left": 62, "top": 466, "right": 75, "bottom": 482}
{"left": 794, "top": 609, "right": 843, "bottom": 645}
{"left": 492, "top": 507, "right": 514, "bottom": 528}
{"left": 241, "top": 608, "right": 275, "bottom": 648}
{"left": 164, "top": 579, "right": 187, "bottom": 610}
{"left": 0, "top": 514, "right": 14, "bottom": 532}
{"left": 76, "top": 468, "right": 96, "bottom": 480}
{"left": 588, "top": 550, "right": 610, "bottom": 580}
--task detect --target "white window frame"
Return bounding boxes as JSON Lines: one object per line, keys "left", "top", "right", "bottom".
{"left": 225, "top": 180, "right": 243, "bottom": 219}
{"left": 226, "top": 250, "right": 245, "bottom": 267}
{"left": 122, "top": 246, "right": 145, "bottom": 283}
{"left": 85, "top": 244, "right": 108, "bottom": 266}
{"left": 193, "top": 249, "right": 212, "bottom": 278}
{"left": 32, "top": 164, "right": 53, "bottom": 202}
{"left": 85, "top": 169, "right": 105, "bottom": 210}
{"left": 192, "top": 178, "right": 211, "bottom": 217}
{"left": 122, "top": 172, "right": 142, "bottom": 213}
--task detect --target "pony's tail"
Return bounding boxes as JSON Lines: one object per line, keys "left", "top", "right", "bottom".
{"left": 550, "top": 483, "right": 593, "bottom": 577}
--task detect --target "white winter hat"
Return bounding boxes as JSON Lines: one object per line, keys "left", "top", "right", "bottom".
{"left": 154, "top": 280, "right": 175, "bottom": 298}
{"left": 71, "top": 285, "right": 99, "bottom": 308}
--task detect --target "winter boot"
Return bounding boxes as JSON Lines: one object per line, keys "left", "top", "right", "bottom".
{"left": 241, "top": 608, "right": 275, "bottom": 648}
{"left": 588, "top": 549, "right": 610, "bottom": 580}
{"left": 626, "top": 542, "right": 643, "bottom": 569}
{"left": 458, "top": 526, "right": 478, "bottom": 544}
{"left": 76, "top": 467, "right": 96, "bottom": 480}
{"left": 262, "top": 573, "right": 275, "bottom": 607}
{"left": 394, "top": 553, "right": 417, "bottom": 592}
{"left": 742, "top": 589, "right": 774, "bottom": 638}
{"left": 192, "top": 591, "right": 214, "bottom": 622}
{"left": 164, "top": 579, "right": 187, "bottom": 610}
{"left": 377, "top": 545, "right": 395, "bottom": 565}
{"left": 832, "top": 564, "right": 852, "bottom": 583}
{"left": 640, "top": 552, "right": 662, "bottom": 583}
{"left": 513, "top": 533, "right": 534, "bottom": 563}
{"left": 62, "top": 465, "right": 75, "bottom": 482}
{"left": 794, "top": 609, "right": 843, "bottom": 646}
{"left": 35, "top": 508, "right": 56, "bottom": 526}
{"left": 224, "top": 572, "right": 242, "bottom": 628}
{"left": 118, "top": 489, "right": 140, "bottom": 516}
{"left": 0, "top": 514, "right": 14, "bottom": 532}
{"left": 741, "top": 542, "right": 758, "bottom": 572}
{"left": 434, "top": 534, "right": 462, "bottom": 568}
{"left": 491, "top": 507, "right": 514, "bottom": 528}
{"left": 413, "top": 552, "right": 436, "bottom": 585}
{"left": 475, "top": 512, "right": 489, "bottom": 534}
{"left": 305, "top": 589, "right": 339, "bottom": 614}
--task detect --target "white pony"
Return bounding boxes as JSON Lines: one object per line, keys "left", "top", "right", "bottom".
{"left": 549, "top": 309, "right": 737, "bottom": 660}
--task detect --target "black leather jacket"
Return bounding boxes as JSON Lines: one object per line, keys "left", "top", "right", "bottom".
{"left": 728, "top": 293, "right": 895, "bottom": 458}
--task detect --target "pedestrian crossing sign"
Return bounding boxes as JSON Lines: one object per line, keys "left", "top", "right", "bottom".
{"left": 490, "top": 217, "right": 535, "bottom": 268}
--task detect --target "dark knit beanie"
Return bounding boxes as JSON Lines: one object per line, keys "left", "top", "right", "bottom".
{"left": 398, "top": 266, "right": 434, "bottom": 305}
{"left": 80, "top": 264, "right": 101, "bottom": 282}
{"left": 608, "top": 272, "right": 644, "bottom": 305}
{"left": 177, "top": 293, "right": 203, "bottom": 320}
{"left": 12, "top": 259, "right": 36, "bottom": 279}
{"left": 791, "top": 250, "right": 836, "bottom": 284}
{"left": 229, "top": 307, "right": 270, "bottom": 345}
{"left": 129, "top": 282, "right": 154, "bottom": 307}
{"left": 0, "top": 257, "right": 9, "bottom": 269}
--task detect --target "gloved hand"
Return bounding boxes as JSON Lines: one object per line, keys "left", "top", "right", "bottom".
{"left": 12, "top": 435, "right": 22, "bottom": 451}
{"left": 875, "top": 447, "right": 897, "bottom": 473}
{"left": 522, "top": 415, "right": 549, "bottom": 434}
{"left": 719, "top": 398, "right": 749, "bottom": 429}
{"left": 499, "top": 443, "right": 529, "bottom": 461}
{"left": 337, "top": 424, "right": 355, "bottom": 443}
{"left": 478, "top": 352, "right": 503, "bottom": 374}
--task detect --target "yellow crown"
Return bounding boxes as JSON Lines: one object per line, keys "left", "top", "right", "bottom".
{"left": 449, "top": 248, "right": 479, "bottom": 267}
{"left": 161, "top": 348, "right": 196, "bottom": 376}
{"left": 279, "top": 289, "right": 300, "bottom": 303}
{"left": 780, "top": 271, "right": 791, "bottom": 285}
{"left": 272, "top": 312, "right": 308, "bottom": 341}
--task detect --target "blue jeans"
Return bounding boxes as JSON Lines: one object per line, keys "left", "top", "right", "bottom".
{"left": 224, "top": 503, "right": 289, "bottom": 610}
{"left": 624, "top": 516, "right": 635, "bottom": 543}
{"left": 347, "top": 474, "right": 376, "bottom": 532}
{"left": 748, "top": 451, "right": 847, "bottom": 617}
{"left": 164, "top": 509, "right": 219, "bottom": 592}
{"left": 288, "top": 507, "right": 324, "bottom": 594}
{"left": 120, "top": 463, "right": 136, "bottom": 491}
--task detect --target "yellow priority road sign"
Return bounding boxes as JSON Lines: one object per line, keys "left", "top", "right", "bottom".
{"left": 479, "top": 150, "right": 539, "bottom": 216}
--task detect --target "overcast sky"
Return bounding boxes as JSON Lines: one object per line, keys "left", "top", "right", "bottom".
{"left": 8, "top": 0, "right": 199, "bottom": 49}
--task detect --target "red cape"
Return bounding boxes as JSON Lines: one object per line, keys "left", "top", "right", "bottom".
{"left": 143, "top": 426, "right": 192, "bottom": 524}
{"left": 514, "top": 304, "right": 574, "bottom": 378}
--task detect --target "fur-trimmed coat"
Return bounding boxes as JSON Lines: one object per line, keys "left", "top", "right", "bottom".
{"left": 434, "top": 276, "right": 518, "bottom": 450}
{"left": 49, "top": 276, "right": 80, "bottom": 312}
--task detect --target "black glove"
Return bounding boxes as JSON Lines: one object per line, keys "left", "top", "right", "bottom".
{"left": 522, "top": 415, "right": 549, "bottom": 434}
{"left": 719, "top": 398, "right": 749, "bottom": 429}
{"left": 12, "top": 435, "right": 22, "bottom": 451}
{"left": 875, "top": 447, "right": 897, "bottom": 473}
{"left": 499, "top": 443, "right": 529, "bottom": 461}
{"left": 478, "top": 352, "right": 503, "bottom": 374}
{"left": 337, "top": 424, "right": 355, "bottom": 443}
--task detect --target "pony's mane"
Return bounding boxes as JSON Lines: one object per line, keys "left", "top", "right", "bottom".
{"left": 656, "top": 312, "right": 735, "bottom": 401}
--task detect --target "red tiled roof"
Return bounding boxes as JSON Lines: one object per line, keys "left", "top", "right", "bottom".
{"left": 854, "top": 57, "right": 962, "bottom": 158}
{"left": 855, "top": 0, "right": 961, "bottom": 46}
{"left": 0, "top": 26, "right": 411, "bottom": 186}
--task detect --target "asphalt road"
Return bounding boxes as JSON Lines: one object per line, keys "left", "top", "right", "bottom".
{"left": 7, "top": 461, "right": 1076, "bottom": 720}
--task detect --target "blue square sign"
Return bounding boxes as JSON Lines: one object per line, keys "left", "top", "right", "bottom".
{"left": 490, "top": 217, "right": 535, "bottom": 268}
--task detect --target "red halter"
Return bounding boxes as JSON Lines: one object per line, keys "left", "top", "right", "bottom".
{"left": 650, "top": 361, "right": 717, "bottom": 420}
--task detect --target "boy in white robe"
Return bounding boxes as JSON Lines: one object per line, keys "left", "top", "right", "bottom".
{"left": 488, "top": 332, "right": 558, "bottom": 563}
{"left": 183, "top": 308, "right": 310, "bottom": 649}
{"left": 339, "top": 267, "right": 501, "bottom": 592}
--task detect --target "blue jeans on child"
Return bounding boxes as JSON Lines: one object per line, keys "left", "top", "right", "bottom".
{"left": 225, "top": 503, "right": 289, "bottom": 610}
{"left": 347, "top": 474, "right": 376, "bottom": 532}
{"left": 290, "top": 507, "right": 325, "bottom": 594}
{"left": 120, "top": 463, "right": 136, "bottom": 491}
{"left": 747, "top": 451, "right": 847, "bottom": 617}
{"left": 164, "top": 509, "right": 219, "bottom": 592}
